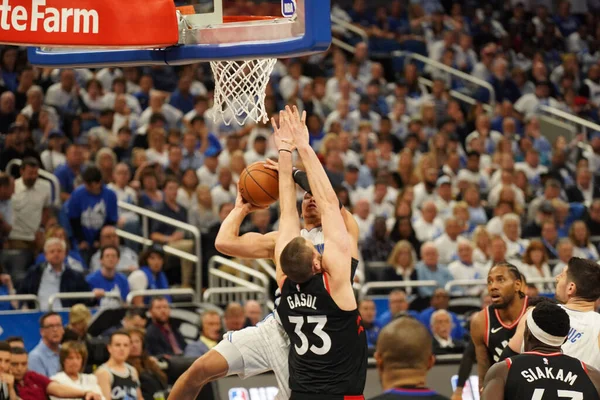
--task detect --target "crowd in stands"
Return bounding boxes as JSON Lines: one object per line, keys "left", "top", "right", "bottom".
{"left": 0, "top": 0, "right": 599, "bottom": 394}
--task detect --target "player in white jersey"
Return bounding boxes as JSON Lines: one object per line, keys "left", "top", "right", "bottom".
{"left": 501, "top": 257, "right": 600, "bottom": 369}
{"left": 169, "top": 161, "right": 360, "bottom": 399}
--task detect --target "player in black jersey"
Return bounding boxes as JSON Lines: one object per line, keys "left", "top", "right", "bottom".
{"left": 482, "top": 302, "right": 600, "bottom": 399}
{"left": 371, "top": 317, "right": 449, "bottom": 400}
{"left": 273, "top": 106, "right": 367, "bottom": 400}
{"left": 470, "top": 262, "right": 528, "bottom": 389}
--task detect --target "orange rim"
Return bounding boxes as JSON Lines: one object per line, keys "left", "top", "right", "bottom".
{"left": 176, "top": 7, "right": 279, "bottom": 22}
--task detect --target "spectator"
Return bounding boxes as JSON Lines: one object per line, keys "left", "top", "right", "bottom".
{"left": 126, "top": 328, "right": 168, "bottom": 400}
{"left": 62, "top": 304, "right": 92, "bottom": 343}
{"left": 149, "top": 178, "right": 195, "bottom": 288}
{"left": 50, "top": 341, "right": 104, "bottom": 400}
{"left": 501, "top": 213, "right": 530, "bottom": 259}
{"left": 433, "top": 217, "right": 463, "bottom": 264}
{"left": 164, "top": 145, "right": 183, "bottom": 180}
{"left": 448, "top": 239, "right": 487, "bottom": 295}
{"left": 430, "top": 309, "right": 466, "bottom": 355}
{"left": 176, "top": 169, "right": 200, "bottom": 210}
{"left": 199, "top": 310, "right": 222, "bottom": 350}
{"left": 128, "top": 246, "right": 170, "bottom": 306}
{"left": 95, "top": 331, "right": 142, "bottom": 400}
{"left": 145, "top": 128, "right": 168, "bottom": 167}
{"left": 569, "top": 220, "right": 599, "bottom": 260}
{"left": 514, "top": 80, "right": 561, "bottom": 119}
{"left": 101, "top": 308, "right": 148, "bottom": 338}
{"left": 11, "top": 347, "right": 101, "bottom": 400}
{"left": 414, "top": 242, "right": 453, "bottom": 298}
{"left": 519, "top": 240, "right": 553, "bottom": 293}
{"left": 6, "top": 337, "right": 24, "bottom": 349}
{"left": 418, "top": 288, "right": 465, "bottom": 341}
{"left": 223, "top": 303, "right": 245, "bottom": 332}
{"left": 196, "top": 148, "right": 220, "bottom": 190}
{"left": 29, "top": 312, "right": 63, "bottom": 377}
{"left": 540, "top": 220, "right": 560, "bottom": 259}
{"left": 107, "top": 163, "right": 140, "bottom": 230}
{"left": 552, "top": 239, "right": 575, "bottom": 276}
{"left": 34, "top": 227, "right": 86, "bottom": 273}
{"left": 382, "top": 240, "right": 417, "bottom": 288}
{"left": 86, "top": 246, "right": 130, "bottom": 308}
{"left": 471, "top": 226, "right": 490, "bottom": 264}
{"left": 243, "top": 300, "right": 262, "bottom": 327}
{"left": 412, "top": 201, "right": 444, "bottom": 242}
{"left": 68, "top": 166, "right": 118, "bottom": 258}
{"left": 565, "top": 167, "right": 599, "bottom": 206}
{"left": 89, "top": 226, "right": 139, "bottom": 273}
{"left": 584, "top": 200, "right": 600, "bottom": 236}
{"left": 375, "top": 290, "right": 417, "bottom": 328}
{"left": 0, "top": 172, "right": 14, "bottom": 247}
{"left": 361, "top": 216, "right": 394, "bottom": 263}
{"left": 45, "top": 69, "right": 79, "bottom": 115}
{"left": 145, "top": 297, "right": 186, "bottom": 357}
{"left": 358, "top": 299, "right": 380, "bottom": 348}
{"left": 210, "top": 167, "right": 236, "bottom": 212}
{"left": 19, "top": 238, "right": 90, "bottom": 311}
{"left": 138, "top": 169, "right": 163, "bottom": 209}
{"left": 0, "top": 123, "right": 41, "bottom": 172}
{"left": 0, "top": 341, "right": 17, "bottom": 400}
{"left": 7, "top": 158, "right": 51, "bottom": 252}
{"left": 188, "top": 185, "right": 219, "bottom": 234}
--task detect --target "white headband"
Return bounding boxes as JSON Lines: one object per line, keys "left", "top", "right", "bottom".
{"left": 526, "top": 311, "right": 566, "bottom": 347}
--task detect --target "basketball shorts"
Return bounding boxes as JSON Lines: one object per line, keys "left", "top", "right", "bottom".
{"left": 213, "top": 312, "right": 291, "bottom": 399}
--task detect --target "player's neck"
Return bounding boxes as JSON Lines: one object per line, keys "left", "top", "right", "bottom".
{"left": 303, "top": 220, "right": 322, "bottom": 231}
{"left": 566, "top": 298, "right": 595, "bottom": 312}
{"left": 500, "top": 295, "right": 526, "bottom": 323}
{"left": 381, "top": 369, "right": 427, "bottom": 390}
{"left": 526, "top": 344, "right": 562, "bottom": 355}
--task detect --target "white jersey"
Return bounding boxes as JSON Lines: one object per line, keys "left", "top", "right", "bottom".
{"left": 561, "top": 304, "right": 600, "bottom": 370}
{"left": 301, "top": 226, "right": 324, "bottom": 254}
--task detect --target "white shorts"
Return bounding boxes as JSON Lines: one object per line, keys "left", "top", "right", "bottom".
{"left": 213, "top": 312, "right": 291, "bottom": 399}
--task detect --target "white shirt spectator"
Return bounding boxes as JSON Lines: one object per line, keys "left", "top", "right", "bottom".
{"left": 434, "top": 233, "right": 461, "bottom": 264}
{"left": 80, "top": 91, "right": 105, "bottom": 113}
{"left": 50, "top": 372, "right": 105, "bottom": 400}
{"left": 211, "top": 185, "right": 237, "bottom": 211}
{"left": 145, "top": 148, "right": 168, "bottom": 167}
{"left": 323, "top": 110, "right": 359, "bottom": 133}
{"left": 139, "top": 103, "right": 183, "bottom": 129}
{"left": 196, "top": 166, "right": 219, "bottom": 188}
{"left": 504, "top": 236, "right": 530, "bottom": 259}
{"left": 95, "top": 68, "right": 123, "bottom": 92}
{"left": 412, "top": 183, "right": 437, "bottom": 210}
{"left": 9, "top": 178, "right": 51, "bottom": 241}
{"left": 519, "top": 262, "right": 553, "bottom": 292}
{"left": 90, "top": 246, "right": 139, "bottom": 273}
{"left": 486, "top": 216, "right": 504, "bottom": 236}
{"left": 573, "top": 244, "right": 600, "bottom": 260}
{"left": 457, "top": 169, "right": 489, "bottom": 192}
{"left": 515, "top": 161, "right": 548, "bottom": 183}
{"left": 41, "top": 150, "right": 66, "bottom": 173}
{"left": 354, "top": 214, "right": 374, "bottom": 243}
{"left": 448, "top": 260, "right": 487, "bottom": 295}
{"left": 103, "top": 92, "right": 142, "bottom": 115}
{"left": 488, "top": 184, "right": 526, "bottom": 207}
{"left": 176, "top": 188, "right": 196, "bottom": 210}
{"left": 45, "top": 82, "right": 76, "bottom": 110}
{"left": 107, "top": 183, "right": 138, "bottom": 224}
{"left": 413, "top": 217, "right": 444, "bottom": 242}
{"left": 348, "top": 109, "right": 381, "bottom": 132}
{"left": 279, "top": 75, "right": 313, "bottom": 101}
{"left": 514, "top": 93, "right": 561, "bottom": 117}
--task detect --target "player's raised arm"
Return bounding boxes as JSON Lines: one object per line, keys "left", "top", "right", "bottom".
{"left": 288, "top": 106, "right": 354, "bottom": 310}
{"left": 272, "top": 110, "right": 300, "bottom": 289}
{"left": 214, "top": 194, "right": 278, "bottom": 260}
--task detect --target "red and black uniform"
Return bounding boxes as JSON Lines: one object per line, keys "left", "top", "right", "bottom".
{"left": 504, "top": 352, "right": 600, "bottom": 399}
{"left": 484, "top": 296, "right": 528, "bottom": 363}
{"left": 278, "top": 264, "right": 367, "bottom": 400}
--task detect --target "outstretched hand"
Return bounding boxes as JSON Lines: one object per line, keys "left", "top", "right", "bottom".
{"left": 285, "top": 105, "right": 309, "bottom": 148}
{"left": 271, "top": 110, "right": 295, "bottom": 152}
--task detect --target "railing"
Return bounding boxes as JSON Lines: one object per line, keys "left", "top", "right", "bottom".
{"left": 4, "top": 158, "right": 61, "bottom": 207}
{"left": 0, "top": 294, "right": 40, "bottom": 310}
{"left": 359, "top": 280, "right": 439, "bottom": 299}
{"left": 330, "top": 14, "right": 369, "bottom": 42}
{"left": 207, "top": 256, "right": 270, "bottom": 310}
{"left": 126, "top": 288, "right": 195, "bottom": 305}
{"left": 48, "top": 292, "right": 123, "bottom": 311}
{"left": 253, "top": 259, "right": 277, "bottom": 281}
{"left": 392, "top": 50, "right": 497, "bottom": 110}
{"left": 419, "top": 77, "right": 494, "bottom": 113}
{"left": 115, "top": 229, "right": 198, "bottom": 263}
{"left": 445, "top": 277, "right": 557, "bottom": 293}
{"left": 117, "top": 201, "right": 202, "bottom": 297}
{"left": 539, "top": 105, "right": 600, "bottom": 135}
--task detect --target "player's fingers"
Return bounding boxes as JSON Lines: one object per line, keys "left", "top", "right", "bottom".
{"left": 271, "top": 117, "right": 279, "bottom": 132}
{"left": 301, "top": 110, "right": 307, "bottom": 124}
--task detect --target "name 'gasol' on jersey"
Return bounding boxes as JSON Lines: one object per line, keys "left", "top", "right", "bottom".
{"left": 0, "top": 0, "right": 99, "bottom": 33}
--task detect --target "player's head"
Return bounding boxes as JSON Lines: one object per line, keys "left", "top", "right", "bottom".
{"left": 280, "top": 236, "right": 321, "bottom": 283}
{"left": 487, "top": 262, "right": 524, "bottom": 309}
{"left": 375, "top": 317, "right": 435, "bottom": 387}
{"left": 555, "top": 257, "right": 600, "bottom": 303}
{"left": 523, "top": 302, "right": 569, "bottom": 352}
{"left": 301, "top": 192, "right": 321, "bottom": 224}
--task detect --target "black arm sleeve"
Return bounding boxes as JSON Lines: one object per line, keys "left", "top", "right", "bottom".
{"left": 292, "top": 169, "right": 343, "bottom": 209}
{"left": 456, "top": 337, "right": 476, "bottom": 388}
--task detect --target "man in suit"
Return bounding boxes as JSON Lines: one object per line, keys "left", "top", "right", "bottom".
{"left": 145, "top": 297, "right": 186, "bottom": 358}
{"left": 565, "top": 167, "right": 600, "bottom": 206}
{"left": 430, "top": 309, "right": 466, "bottom": 355}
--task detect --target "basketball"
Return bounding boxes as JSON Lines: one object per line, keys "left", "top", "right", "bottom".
{"left": 238, "top": 161, "right": 279, "bottom": 207}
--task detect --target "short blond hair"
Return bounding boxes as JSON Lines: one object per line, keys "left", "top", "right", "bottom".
{"left": 69, "top": 304, "right": 91, "bottom": 326}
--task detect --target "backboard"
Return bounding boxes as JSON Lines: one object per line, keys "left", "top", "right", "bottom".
{"left": 18, "top": 0, "right": 331, "bottom": 67}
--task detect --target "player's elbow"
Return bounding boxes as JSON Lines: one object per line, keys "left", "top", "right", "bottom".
{"left": 214, "top": 237, "right": 232, "bottom": 255}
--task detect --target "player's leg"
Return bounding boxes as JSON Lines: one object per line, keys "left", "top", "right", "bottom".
{"left": 168, "top": 349, "right": 229, "bottom": 400}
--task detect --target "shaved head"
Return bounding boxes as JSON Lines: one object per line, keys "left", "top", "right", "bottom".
{"left": 376, "top": 317, "right": 433, "bottom": 371}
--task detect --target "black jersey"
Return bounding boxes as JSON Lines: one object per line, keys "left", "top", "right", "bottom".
{"left": 484, "top": 296, "right": 528, "bottom": 363}
{"left": 278, "top": 268, "right": 367, "bottom": 399}
{"left": 370, "top": 388, "right": 449, "bottom": 400}
{"left": 99, "top": 363, "right": 139, "bottom": 400}
{"left": 504, "top": 352, "right": 600, "bottom": 400}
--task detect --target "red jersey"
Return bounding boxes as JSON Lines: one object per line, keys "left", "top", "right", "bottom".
{"left": 15, "top": 371, "right": 51, "bottom": 400}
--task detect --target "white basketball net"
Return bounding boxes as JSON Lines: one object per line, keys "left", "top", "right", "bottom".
{"left": 210, "top": 58, "right": 277, "bottom": 126}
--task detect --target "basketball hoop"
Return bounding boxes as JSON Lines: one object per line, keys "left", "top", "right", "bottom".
{"left": 209, "top": 16, "right": 279, "bottom": 126}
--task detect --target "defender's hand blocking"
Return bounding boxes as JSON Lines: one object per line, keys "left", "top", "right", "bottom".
{"left": 271, "top": 110, "right": 295, "bottom": 152}
{"left": 287, "top": 105, "right": 309, "bottom": 148}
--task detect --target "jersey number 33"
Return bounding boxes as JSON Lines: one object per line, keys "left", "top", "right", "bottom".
{"left": 288, "top": 315, "right": 332, "bottom": 356}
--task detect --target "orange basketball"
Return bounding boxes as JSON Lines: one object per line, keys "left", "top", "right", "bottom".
{"left": 238, "top": 161, "right": 279, "bottom": 207}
